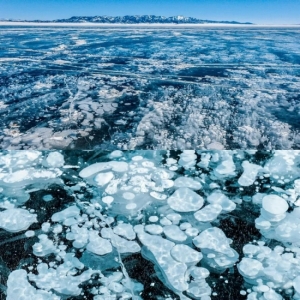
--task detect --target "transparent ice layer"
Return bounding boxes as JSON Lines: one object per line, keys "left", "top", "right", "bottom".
{"left": 1, "top": 150, "right": 300, "bottom": 299}
{"left": 0, "top": 27, "right": 300, "bottom": 150}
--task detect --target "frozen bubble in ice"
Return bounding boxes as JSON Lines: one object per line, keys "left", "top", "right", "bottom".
{"left": 238, "top": 161, "right": 261, "bottom": 187}
{"left": 174, "top": 177, "right": 202, "bottom": 190}
{"left": 79, "top": 161, "right": 128, "bottom": 178}
{"left": 95, "top": 171, "right": 114, "bottom": 186}
{"left": 132, "top": 155, "right": 143, "bottom": 161}
{"left": 294, "top": 275, "right": 300, "bottom": 293}
{"left": 110, "top": 234, "right": 141, "bottom": 253}
{"left": 193, "top": 227, "right": 235, "bottom": 257}
{"left": 185, "top": 227, "right": 199, "bottom": 237}
{"left": 194, "top": 204, "right": 223, "bottom": 222}
{"left": 145, "top": 224, "right": 163, "bottom": 235}
{"left": 189, "top": 266, "right": 210, "bottom": 279}
{"left": 167, "top": 187, "right": 204, "bottom": 212}
{"left": 102, "top": 196, "right": 114, "bottom": 205}
{"left": 255, "top": 216, "right": 271, "bottom": 230}
{"left": 178, "top": 150, "right": 197, "bottom": 169}
{"left": 150, "top": 191, "right": 167, "bottom": 200}
{"left": 160, "top": 217, "right": 172, "bottom": 226}
{"left": 238, "top": 258, "right": 263, "bottom": 278}
{"left": 51, "top": 205, "right": 80, "bottom": 222}
{"left": 7, "top": 269, "right": 60, "bottom": 300}
{"left": 243, "top": 244, "right": 260, "bottom": 256}
{"left": 171, "top": 244, "right": 202, "bottom": 265}
{"left": 123, "top": 192, "right": 135, "bottom": 200}
{"left": 126, "top": 203, "right": 137, "bottom": 210}
{"left": 207, "top": 191, "right": 236, "bottom": 212}
{"left": 213, "top": 155, "right": 236, "bottom": 178}
{"left": 180, "top": 222, "right": 192, "bottom": 230}
{"left": 0, "top": 208, "right": 37, "bottom": 232}
{"left": 137, "top": 231, "right": 188, "bottom": 292}
{"left": 109, "top": 150, "right": 123, "bottom": 158}
{"left": 45, "top": 152, "right": 65, "bottom": 168}
{"left": 86, "top": 231, "right": 113, "bottom": 255}
{"left": 33, "top": 234, "right": 57, "bottom": 257}
{"left": 42, "top": 194, "right": 53, "bottom": 202}
{"left": 149, "top": 216, "right": 159, "bottom": 222}
{"left": 166, "top": 213, "right": 181, "bottom": 224}
{"left": 262, "top": 195, "right": 288, "bottom": 215}
{"left": 163, "top": 225, "right": 187, "bottom": 242}
{"left": 113, "top": 223, "right": 136, "bottom": 240}
{"left": 25, "top": 230, "right": 35, "bottom": 237}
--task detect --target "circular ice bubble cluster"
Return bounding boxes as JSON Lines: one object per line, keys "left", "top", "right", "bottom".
{"left": 238, "top": 242, "right": 300, "bottom": 299}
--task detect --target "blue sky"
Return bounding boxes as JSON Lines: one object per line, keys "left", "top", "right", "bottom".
{"left": 1, "top": 0, "right": 300, "bottom": 24}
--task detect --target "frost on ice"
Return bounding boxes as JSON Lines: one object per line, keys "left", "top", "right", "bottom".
{"left": 1, "top": 149, "right": 300, "bottom": 299}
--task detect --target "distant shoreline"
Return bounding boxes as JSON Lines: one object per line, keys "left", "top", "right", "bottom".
{"left": 0, "top": 22, "right": 299, "bottom": 27}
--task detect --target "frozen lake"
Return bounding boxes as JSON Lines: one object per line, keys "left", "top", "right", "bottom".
{"left": 0, "top": 26, "right": 300, "bottom": 150}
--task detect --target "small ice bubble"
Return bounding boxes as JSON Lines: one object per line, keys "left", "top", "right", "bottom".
{"left": 25, "top": 230, "right": 35, "bottom": 237}
{"left": 149, "top": 216, "right": 159, "bottom": 222}
{"left": 42, "top": 194, "right": 53, "bottom": 202}
{"left": 95, "top": 171, "right": 114, "bottom": 186}
{"left": 102, "top": 196, "right": 114, "bottom": 205}
{"left": 123, "top": 192, "right": 135, "bottom": 200}
{"left": 145, "top": 224, "right": 163, "bottom": 235}
{"left": 45, "top": 151, "right": 65, "bottom": 168}
{"left": 132, "top": 156, "right": 143, "bottom": 161}
{"left": 126, "top": 203, "right": 137, "bottom": 210}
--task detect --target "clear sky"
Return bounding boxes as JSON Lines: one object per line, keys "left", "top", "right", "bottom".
{"left": 1, "top": 0, "right": 300, "bottom": 25}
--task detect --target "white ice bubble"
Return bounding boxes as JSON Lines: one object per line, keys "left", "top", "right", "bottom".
{"left": 95, "top": 171, "right": 114, "bottom": 186}
{"left": 45, "top": 151, "right": 65, "bottom": 168}
{"left": 0, "top": 208, "right": 37, "bottom": 232}
{"left": 167, "top": 187, "right": 204, "bottom": 212}
{"left": 126, "top": 203, "right": 137, "bottom": 210}
{"left": 238, "top": 161, "right": 261, "bottom": 186}
{"left": 262, "top": 194, "right": 288, "bottom": 215}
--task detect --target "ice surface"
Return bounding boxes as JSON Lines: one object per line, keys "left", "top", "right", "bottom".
{"left": 1, "top": 28, "right": 300, "bottom": 150}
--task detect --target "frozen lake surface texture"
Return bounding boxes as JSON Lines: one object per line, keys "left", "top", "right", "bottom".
{"left": 0, "top": 27, "right": 300, "bottom": 150}
{"left": 1, "top": 26, "right": 300, "bottom": 300}
{"left": 1, "top": 150, "right": 300, "bottom": 300}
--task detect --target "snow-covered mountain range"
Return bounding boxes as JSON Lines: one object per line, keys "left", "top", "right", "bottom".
{"left": 3, "top": 15, "right": 253, "bottom": 24}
